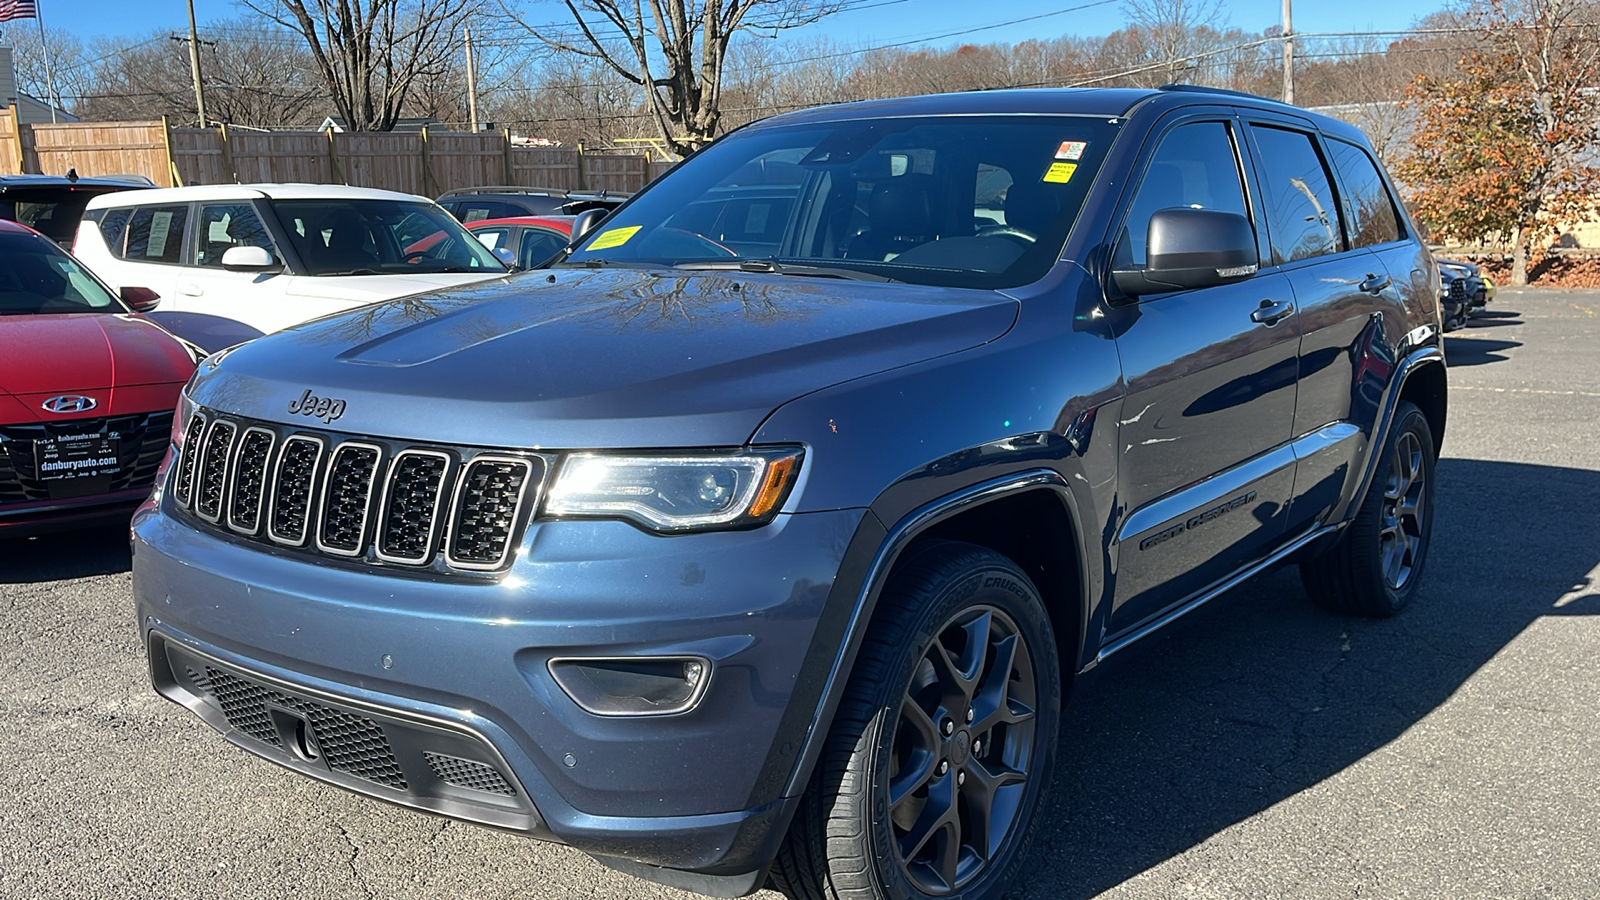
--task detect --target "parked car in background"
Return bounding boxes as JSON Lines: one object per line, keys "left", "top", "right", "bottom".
{"left": 439, "top": 186, "right": 629, "bottom": 222}
{"left": 132, "top": 86, "right": 1446, "bottom": 900}
{"left": 73, "top": 184, "right": 508, "bottom": 352}
{"left": 0, "top": 219, "right": 199, "bottom": 537}
{"left": 464, "top": 215, "right": 576, "bottom": 270}
{"left": 0, "top": 172, "right": 153, "bottom": 247}
{"left": 1437, "top": 258, "right": 1486, "bottom": 329}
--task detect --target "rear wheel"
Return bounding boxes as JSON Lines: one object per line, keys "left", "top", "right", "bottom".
{"left": 772, "top": 541, "right": 1061, "bottom": 900}
{"left": 1301, "top": 400, "right": 1435, "bottom": 617}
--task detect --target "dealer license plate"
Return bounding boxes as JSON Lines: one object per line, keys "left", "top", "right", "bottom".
{"left": 34, "top": 432, "right": 122, "bottom": 481}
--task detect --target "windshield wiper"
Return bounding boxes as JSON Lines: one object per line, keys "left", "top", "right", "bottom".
{"left": 322, "top": 268, "right": 381, "bottom": 276}
{"left": 675, "top": 258, "right": 898, "bottom": 283}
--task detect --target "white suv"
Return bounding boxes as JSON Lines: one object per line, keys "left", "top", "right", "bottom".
{"left": 74, "top": 184, "right": 510, "bottom": 350}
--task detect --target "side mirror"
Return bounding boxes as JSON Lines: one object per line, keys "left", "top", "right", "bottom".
{"left": 121, "top": 286, "right": 161, "bottom": 312}
{"left": 569, "top": 208, "right": 609, "bottom": 243}
{"left": 1112, "top": 208, "right": 1258, "bottom": 297}
{"left": 493, "top": 246, "right": 518, "bottom": 270}
{"left": 220, "top": 246, "right": 278, "bottom": 271}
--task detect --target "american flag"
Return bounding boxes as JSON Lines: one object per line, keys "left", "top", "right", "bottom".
{"left": 0, "top": 0, "right": 37, "bottom": 21}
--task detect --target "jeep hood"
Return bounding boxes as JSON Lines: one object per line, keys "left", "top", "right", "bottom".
{"left": 189, "top": 268, "right": 1019, "bottom": 448}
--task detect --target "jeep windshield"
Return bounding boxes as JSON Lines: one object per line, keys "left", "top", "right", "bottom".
{"left": 0, "top": 231, "right": 126, "bottom": 315}
{"left": 268, "top": 198, "right": 507, "bottom": 277}
{"left": 562, "top": 115, "right": 1119, "bottom": 290}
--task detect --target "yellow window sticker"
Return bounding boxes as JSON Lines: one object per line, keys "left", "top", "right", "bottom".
{"left": 1055, "top": 140, "right": 1087, "bottom": 160}
{"left": 588, "top": 226, "right": 641, "bottom": 250}
{"left": 1043, "top": 162, "right": 1078, "bottom": 184}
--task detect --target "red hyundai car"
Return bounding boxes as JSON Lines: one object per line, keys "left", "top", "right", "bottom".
{"left": 0, "top": 219, "right": 199, "bottom": 537}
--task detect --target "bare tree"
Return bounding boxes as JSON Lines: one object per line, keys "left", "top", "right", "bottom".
{"left": 506, "top": 0, "right": 847, "bottom": 157}
{"left": 2, "top": 25, "right": 91, "bottom": 115}
{"left": 242, "top": 0, "right": 470, "bottom": 131}
{"left": 1122, "top": 0, "right": 1228, "bottom": 84}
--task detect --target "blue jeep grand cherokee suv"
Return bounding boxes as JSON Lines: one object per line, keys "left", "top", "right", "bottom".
{"left": 132, "top": 85, "right": 1444, "bottom": 899}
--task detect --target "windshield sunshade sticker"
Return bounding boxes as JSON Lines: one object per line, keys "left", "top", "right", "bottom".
{"left": 1055, "top": 141, "right": 1087, "bottom": 160}
{"left": 588, "top": 226, "right": 641, "bottom": 250}
{"left": 1043, "top": 162, "right": 1078, "bottom": 184}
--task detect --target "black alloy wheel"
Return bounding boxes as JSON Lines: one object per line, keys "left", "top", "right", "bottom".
{"left": 772, "top": 541, "right": 1060, "bottom": 900}
{"left": 1379, "top": 428, "right": 1428, "bottom": 591}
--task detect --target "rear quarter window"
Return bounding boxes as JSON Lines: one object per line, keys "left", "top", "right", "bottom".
{"left": 122, "top": 205, "right": 190, "bottom": 264}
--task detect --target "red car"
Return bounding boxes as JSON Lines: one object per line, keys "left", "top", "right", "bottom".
{"left": 464, "top": 215, "right": 577, "bottom": 270}
{"left": 0, "top": 220, "right": 199, "bottom": 537}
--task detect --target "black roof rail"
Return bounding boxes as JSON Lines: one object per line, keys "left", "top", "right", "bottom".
{"left": 1157, "top": 83, "right": 1285, "bottom": 104}
{"left": 437, "top": 185, "right": 632, "bottom": 200}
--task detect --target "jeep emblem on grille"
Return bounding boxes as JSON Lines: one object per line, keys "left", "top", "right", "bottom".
{"left": 42, "top": 394, "right": 98, "bottom": 414}
{"left": 288, "top": 389, "right": 347, "bottom": 424}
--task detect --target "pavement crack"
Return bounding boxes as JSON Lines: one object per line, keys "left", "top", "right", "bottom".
{"left": 334, "top": 820, "right": 375, "bottom": 900}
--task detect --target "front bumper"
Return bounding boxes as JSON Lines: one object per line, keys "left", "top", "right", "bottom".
{"left": 132, "top": 499, "right": 866, "bottom": 875}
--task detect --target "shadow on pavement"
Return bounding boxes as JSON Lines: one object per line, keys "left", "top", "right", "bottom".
{"left": 0, "top": 524, "right": 132, "bottom": 583}
{"left": 1015, "top": 458, "right": 1599, "bottom": 898}
{"left": 1444, "top": 336, "right": 1520, "bottom": 366}
{"left": 1464, "top": 311, "right": 1523, "bottom": 329}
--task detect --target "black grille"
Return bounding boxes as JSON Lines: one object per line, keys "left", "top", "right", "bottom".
{"left": 318, "top": 444, "right": 380, "bottom": 554}
{"left": 227, "top": 429, "right": 275, "bottom": 533}
{"left": 378, "top": 452, "right": 449, "bottom": 563}
{"left": 449, "top": 459, "right": 532, "bottom": 568}
{"left": 424, "top": 751, "right": 516, "bottom": 796}
{"left": 172, "top": 407, "right": 544, "bottom": 573}
{"left": 269, "top": 437, "right": 323, "bottom": 545}
{"left": 1448, "top": 279, "right": 1467, "bottom": 301}
{"left": 173, "top": 412, "right": 205, "bottom": 507}
{"left": 194, "top": 421, "right": 236, "bottom": 521}
{"left": 0, "top": 411, "right": 175, "bottom": 505}
{"left": 193, "top": 665, "right": 408, "bottom": 790}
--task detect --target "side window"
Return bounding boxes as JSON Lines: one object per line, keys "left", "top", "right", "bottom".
{"left": 1327, "top": 139, "right": 1402, "bottom": 248}
{"left": 122, "top": 205, "right": 190, "bottom": 264}
{"left": 518, "top": 229, "right": 569, "bottom": 269}
{"left": 194, "top": 203, "right": 276, "bottom": 267}
{"left": 472, "top": 227, "right": 511, "bottom": 251}
{"left": 1120, "top": 121, "right": 1250, "bottom": 267}
{"left": 97, "top": 208, "right": 132, "bottom": 254}
{"left": 1248, "top": 125, "right": 1343, "bottom": 263}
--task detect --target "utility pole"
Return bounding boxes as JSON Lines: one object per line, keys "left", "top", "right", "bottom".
{"left": 185, "top": 0, "right": 208, "bottom": 127}
{"left": 463, "top": 25, "right": 480, "bottom": 133}
{"left": 1281, "top": 0, "right": 1295, "bottom": 105}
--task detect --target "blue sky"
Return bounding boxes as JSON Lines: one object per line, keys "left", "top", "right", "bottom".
{"left": 12, "top": 0, "right": 1441, "bottom": 52}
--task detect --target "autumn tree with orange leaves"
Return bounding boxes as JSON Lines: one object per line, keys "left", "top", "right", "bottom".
{"left": 1396, "top": 0, "right": 1600, "bottom": 284}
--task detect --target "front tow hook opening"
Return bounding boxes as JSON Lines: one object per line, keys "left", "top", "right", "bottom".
{"left": 267, "top": 705, "right": 323, "bottom": 764}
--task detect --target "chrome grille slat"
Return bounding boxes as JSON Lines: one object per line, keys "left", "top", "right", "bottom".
{"left": 316, "top": 443, "right": 382, "bottom": 556}
{"left": 174, "top": 406, "right": 544, "bottom": 574}
{"left": 268, "top": 436, "right": 325, "bottom": 546}
{"left": 174, "top": 412, "right": 208, "bottom": 508}
{"left": 376, "top": 450, "right": 451, "bottom": 564}
{"left": 194, "top": 420, "right": 237, "bottom": 523}
{"left": 227, "top": 427, "right": 276, "bottom": 534}
{"left": 447, "top": 456, "right": 534, "bottom": 571}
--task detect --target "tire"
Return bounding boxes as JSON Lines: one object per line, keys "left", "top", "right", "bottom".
{"left": 772, "top": 541, "right": 1061, "bottom": 900}
{"left": 1300, "top": 400, "right": 1436, "bottom": 617}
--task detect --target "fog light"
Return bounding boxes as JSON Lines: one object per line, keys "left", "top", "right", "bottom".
{"left": 548, "top": 657, "right": 712, "bottom": 717}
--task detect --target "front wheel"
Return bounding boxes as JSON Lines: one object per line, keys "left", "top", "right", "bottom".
{"left": 772, "top": 541, "right": 1061, "bottom": 900}
{"left": 1301, "top": 400, "right": 1436, "bottom": 617}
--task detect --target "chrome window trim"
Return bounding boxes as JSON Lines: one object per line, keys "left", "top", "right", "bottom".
{"left": 225, "top": 425, "right": 277, "bottom": 535}
{"left": 374, "top": 448, "right": 454, "bottom": 566}
{"left": 315, "top": 441, "right": 385, "bottom": 558}
{"left": 267, "top": 434, "right": 327, "bottom": 547}
{"left": 444, "top": 454, "right": 535, "bottom": 572}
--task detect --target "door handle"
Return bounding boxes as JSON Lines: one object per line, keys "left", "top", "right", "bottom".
{"left": 179, "top": 284, "right": 204, "bottom": 297}
{"left": 1251, "top": 299, "right": 1295, "bottom": 326}
{"left": 1359, "top": 273, "right": 1391, "bottom": 294}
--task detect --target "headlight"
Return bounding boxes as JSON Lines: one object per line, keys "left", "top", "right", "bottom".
{"left": 544, "top": 448, "right": 803, "bottom": 532}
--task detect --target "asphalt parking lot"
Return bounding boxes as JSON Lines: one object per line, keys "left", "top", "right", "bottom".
{"left": 2, "top": 287, "right": 1597, "bottom": 900}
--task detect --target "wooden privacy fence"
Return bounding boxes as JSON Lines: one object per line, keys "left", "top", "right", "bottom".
{"left": 0, "top": 108, "right": 663, "bottom": 197}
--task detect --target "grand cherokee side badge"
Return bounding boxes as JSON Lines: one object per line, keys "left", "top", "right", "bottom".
{"left": 288, "top": 389, "right": 347, "bottom": 424}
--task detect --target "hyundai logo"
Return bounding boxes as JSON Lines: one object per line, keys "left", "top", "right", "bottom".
{"left": 42, "top": 395, "right": 98, "bottom": 414}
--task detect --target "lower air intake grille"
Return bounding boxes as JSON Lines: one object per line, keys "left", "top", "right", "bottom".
{"left": 424, "top": 751, "right": 517, "bottom": 796}
{"left": 196, "top": 666, "right": 408, "bottom": 790}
